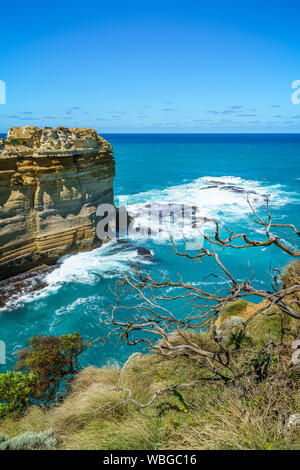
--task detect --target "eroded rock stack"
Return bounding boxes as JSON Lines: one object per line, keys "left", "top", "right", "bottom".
{"left": 0, "top": 126, "right": 115, "bottom": 280}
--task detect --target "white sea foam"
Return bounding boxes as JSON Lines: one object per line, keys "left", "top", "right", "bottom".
{"left": 55, "top": 296, "right": 94, "bottom": 316}
{"left": 1, "top": 175, "right": 294, "bottom": 311}
{"left": 119, "top": 175, "right": 294, "bottom": 241}
{"left": 45, "top": 242, "right": 152, "bottom": 286}
{"left": 0, "top": 242, "right": 152, "bottom": 310}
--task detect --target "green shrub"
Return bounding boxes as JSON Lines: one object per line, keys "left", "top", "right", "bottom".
{"left": 6, "top": 138, "right": 24, "bottom": 146}
{"left": 15, "top": 332, "right": 87, "bottom": 405}
{"left": 0, "top": 371, "right": 36, "bottom": 419}
{"left": 228, "top": 328, "right": 253, "bottom": 350}
{"left": 281, "top": 260, "right": 300, "bottom": 290}
{"left": 219, "top": 300, "right": 249, "bottom": 322}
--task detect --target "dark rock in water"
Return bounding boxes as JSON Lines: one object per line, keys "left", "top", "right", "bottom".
{"left": 206, "top": 180, "right": 226, "bottom": 185}
{"left": 116, "top": 239, "right": 154, "bottom": 262}
{"left": 220, "top": 185, "right": 245, "bottom": 193}
{"left": 205, "top": 180, "right": 268, "bottom": 201}
{"left": 137, "top": 247, "right": 154, "bottom": 262}
{"left": 0, "top": 265, "right": 58, "bottom": 310}
{"left": 116, "top": 239, "right": 129, "bottom": 246}
{"left": 219, "top": 185, "right": 266, "bottom": 198}
{"left": 199, "top": 185, "right": 218, "bottom": 190}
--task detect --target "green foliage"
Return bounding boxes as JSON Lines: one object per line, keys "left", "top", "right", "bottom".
{"left": 250, "top": 349, "right": 271, "bottom": 382}
{"left": 6, "top": 138, "right": 24, "bottom": 146}
{"left": 220, "top": 300, "right": 249, "bottom": 322}
{"left": 0, "top": 371, "right": 36, "bottom": 419}
{"left": 154, "top": 368, "right": 168, "bottom": 382}
{"left": 247, "top": 310, "right": 294, "bottom": 345}
{"left": 228, "top": 329, "right": 253, "bottom": 350}
{"left": 0, "top": 345, "right": 298, "bottom": 450}
{"left": 0, "top": 429, "right": 56, "bottom": 450}
{"left": 281, "top": 260, "right": 300, "bottom": 289}
{"left": 264, "top": 442, "right": 272, "bottom": 450}
{"left": 15, "top": 332, "right": 87, "bottom": 405}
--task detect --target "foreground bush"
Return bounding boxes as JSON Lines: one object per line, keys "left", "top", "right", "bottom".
{"left": 15, "top": 332, "right": 87, "bottom": 405}
{"left": 0, "top": 329, "right": 299, "bottom": 450}
{"left": 0, "top": 429, "right": 56, "bottom": 450}
{"left": 0, "top": 371, "right": 36, "bottom": 419}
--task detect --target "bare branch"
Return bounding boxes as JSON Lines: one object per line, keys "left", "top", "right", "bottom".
{"left": 94, "top": 376, "right": 222, "bottom": 413}
{"left": 96, "top": 201, "right": 300, "bottom": 410}
{"left": 202, "top": 197, "right": 299, "bottom": 256}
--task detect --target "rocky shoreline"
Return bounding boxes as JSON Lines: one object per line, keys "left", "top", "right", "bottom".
{"left": 0, "top": 264, "right": 58, "bottom": 310}
{"left": 0, "top": 241, "right": 154, "bottom": 310}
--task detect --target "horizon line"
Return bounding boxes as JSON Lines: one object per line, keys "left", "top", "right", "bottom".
{"left": 1, "top": 130, "right": 300, "bottom": 136}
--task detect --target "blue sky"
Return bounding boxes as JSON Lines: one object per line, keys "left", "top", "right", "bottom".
{"left": 0, "top": 0, "right": 300, "bottom": 133}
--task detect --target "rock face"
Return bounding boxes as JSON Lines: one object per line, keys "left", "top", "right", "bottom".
{"left": 0, "top": 126, "right": 115, "bottom": 280}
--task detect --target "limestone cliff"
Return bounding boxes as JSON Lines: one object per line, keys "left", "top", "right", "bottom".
{"left": 0, "top": 126, "right": 115, "bottom": 280}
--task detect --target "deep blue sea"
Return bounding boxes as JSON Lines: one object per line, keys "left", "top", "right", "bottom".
{"left": 0, "top": 133, "right": 299, "bottom": 371}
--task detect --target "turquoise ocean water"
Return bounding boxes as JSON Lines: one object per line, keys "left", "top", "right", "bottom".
{"left": 0, "top": 133, "right": 299, "bottom": 371}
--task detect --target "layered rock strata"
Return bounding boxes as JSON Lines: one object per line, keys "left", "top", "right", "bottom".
{"left": 0, "top": 126, "right": 115, "bottom": 280}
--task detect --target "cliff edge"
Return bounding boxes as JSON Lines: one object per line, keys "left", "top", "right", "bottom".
{"left": 0, "top": 126, "right": 115, "bottom": 280}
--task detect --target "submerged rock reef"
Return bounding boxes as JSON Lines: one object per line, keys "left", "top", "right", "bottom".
{"left": 0, "top": 126, "right": 115, "bottom": 280}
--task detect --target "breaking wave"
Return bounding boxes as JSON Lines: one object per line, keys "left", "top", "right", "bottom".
{"left": 118, "top": 175, "right": 294, "bottom": 241}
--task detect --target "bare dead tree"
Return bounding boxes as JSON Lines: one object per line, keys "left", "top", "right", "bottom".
{"left": 96, "top": 199, "right": 300, "bottom": 411}
{"left": 202, "top": 196, "right": 300, "bottom": 257}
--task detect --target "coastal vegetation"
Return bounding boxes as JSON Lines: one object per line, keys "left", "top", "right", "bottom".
{"left": 0, "top": 201, "right": 299, "bottom": 450}
{"left": 0, "top": 307, "right": 299, "bottom": 449}
{"left": 0, "top": 333, "right": 86, "bottom": 420}
{"left": 0, "top": 371, "right": 36, "bottom": 419}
